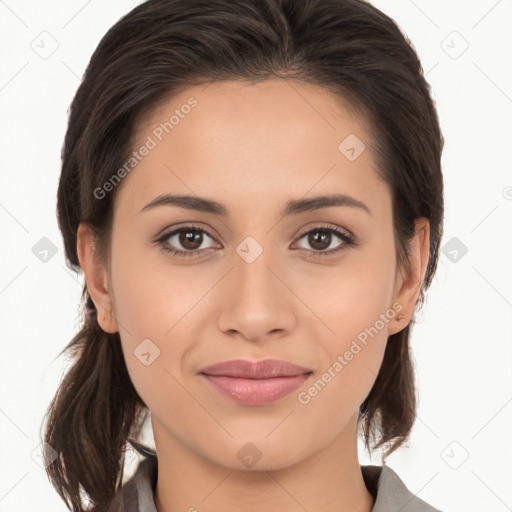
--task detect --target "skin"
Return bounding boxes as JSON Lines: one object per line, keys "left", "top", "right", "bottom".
{"left": 77, "top": 79, "right": 430, "bottom": 512}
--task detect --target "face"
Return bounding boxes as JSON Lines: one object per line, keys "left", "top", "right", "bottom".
{"left": 80, "top": 79, "right": 426, "bottom": 471}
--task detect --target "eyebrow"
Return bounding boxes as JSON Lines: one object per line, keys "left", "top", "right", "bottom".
{"left": 139, "top": 193, "right": 371, "bottom": 217}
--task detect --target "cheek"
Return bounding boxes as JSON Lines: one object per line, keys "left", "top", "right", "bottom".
{"left": 313, "top": 255, "right": 397, "bottom": 349}
{"left": 298, "top": 309, "right": 390, "bottom": 428}
{"left": 305, "top": 238, "right": 396, "bottom": 394}
{"left": 110, "top": 238, "right": 193, "bottom": 340}
{"left": 109, "top": 247, "right": 207, "bottom": 408}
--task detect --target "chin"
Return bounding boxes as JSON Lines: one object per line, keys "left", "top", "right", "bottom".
{"left": 201, "top": 435, "right": 309, "bottom": 472}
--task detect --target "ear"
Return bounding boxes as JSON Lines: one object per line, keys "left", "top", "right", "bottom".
{"left": 76, "top": 222, "right": 119, "bottom": 334}
{"left": 388, "top": 217, "right": 430, "bottom": 335}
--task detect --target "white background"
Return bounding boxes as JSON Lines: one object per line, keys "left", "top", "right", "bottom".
{"left": 1, "top": 0, "right": 511, "bottom": 511}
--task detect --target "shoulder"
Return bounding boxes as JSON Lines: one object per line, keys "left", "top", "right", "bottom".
{"left": 361, "top": 464, "right": 445, "bottom": 512}
{"left": 89, "top": 454, "right": 158, "bottom": 512}
{"left": 119, "top": 455, "right": 158, "bottom": 512}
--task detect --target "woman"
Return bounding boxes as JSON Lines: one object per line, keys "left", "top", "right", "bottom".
{"left": 42, "top": 0, "right": 445, "bottom": 511}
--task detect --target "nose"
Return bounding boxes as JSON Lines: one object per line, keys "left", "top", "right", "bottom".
{"left": 216, "top": 245, "right": 297, "bottom": 343}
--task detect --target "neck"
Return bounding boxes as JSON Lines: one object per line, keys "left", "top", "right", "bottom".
{"left": 152, "top": 413, "right": 375, "bottom": 512}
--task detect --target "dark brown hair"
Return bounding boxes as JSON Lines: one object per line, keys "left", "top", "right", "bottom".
{"left": 42, "top": 0, "right": 444, "bottom": 510}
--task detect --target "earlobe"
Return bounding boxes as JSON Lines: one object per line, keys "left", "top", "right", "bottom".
{"left": 388, "top": 218, "right": 430, "bottom": 335}
{"left": 76, "top": 222, "right": 119, "bottom": 334}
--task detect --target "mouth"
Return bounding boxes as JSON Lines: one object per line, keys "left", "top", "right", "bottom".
{"left": 199, "top": 359, "right": 313, "bottom": 406}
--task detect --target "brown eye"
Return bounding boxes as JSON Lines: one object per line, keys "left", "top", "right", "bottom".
{"left": 178, "top": 229, "right": 204, "bottom": 250}
{"left": 294, "top": 225, "right": 356, "bottom": 257}
{"left": 157, "top": 225, "right": 218, "bottom": 257}
{"left": 307, "top": 231, "right": 332, "bottom": 251}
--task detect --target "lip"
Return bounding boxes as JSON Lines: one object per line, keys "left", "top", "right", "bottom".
{"left": 199, "top": 359, "right": 313, "bottom": 406}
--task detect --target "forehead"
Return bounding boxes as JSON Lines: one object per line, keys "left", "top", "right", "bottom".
{"left": 114, "top": 79, "right": 390, "bottom": 220}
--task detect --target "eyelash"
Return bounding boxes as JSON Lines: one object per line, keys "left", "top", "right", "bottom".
{"left": 155, "top": 223, "right": 357, "bottom": 259}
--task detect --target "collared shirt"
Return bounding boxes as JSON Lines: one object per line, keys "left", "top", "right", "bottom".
{"left": 115, "top": 452, "right": 443, "bottom": 512}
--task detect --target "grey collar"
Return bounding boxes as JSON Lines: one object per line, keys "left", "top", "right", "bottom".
{"left": 118, "top": 452, "right": 442, "bottom": 512}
